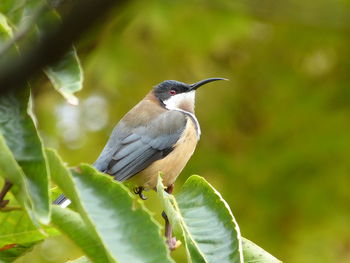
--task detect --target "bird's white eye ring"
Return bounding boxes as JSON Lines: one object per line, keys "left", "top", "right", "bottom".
{"left": 169, "top": 90, "right": 176, "bottom": 95}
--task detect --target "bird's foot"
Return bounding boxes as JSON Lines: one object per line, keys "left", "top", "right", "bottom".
{"left": 162, "top": 208, "right": 180, "bottom": 251}
{"left": 0, "top": 180, "right": 12, "bottom": 208}
{"left": 133, "top": 186, "right": 147, "bottom": 200}
{"left": 167, "top": 236, "right": 181, "bottom": 251}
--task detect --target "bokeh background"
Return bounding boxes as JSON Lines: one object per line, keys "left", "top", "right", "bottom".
{"left": 33, "top": 0, "right": 350, "bottom": 262}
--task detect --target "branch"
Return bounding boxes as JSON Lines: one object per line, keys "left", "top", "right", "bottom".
{"left": 0, "top": 0, "right": 127, "bottom": 93}
{"left": 0, "top": 180, "right": 13, "bottom": 208}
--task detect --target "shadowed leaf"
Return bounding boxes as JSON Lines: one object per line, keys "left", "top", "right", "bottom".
{"left": 0, "top": 135, "right": 29, "bottom": 211}
{"left": 0, "top": 90, "right": 50, "bottom": 224}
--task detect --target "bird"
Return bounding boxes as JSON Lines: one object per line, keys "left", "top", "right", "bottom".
{"left": 54, "top": 77, "right": 226, "bottom": 250}
{"left": 54, "top": 77, "right": 226, "bottom": 207}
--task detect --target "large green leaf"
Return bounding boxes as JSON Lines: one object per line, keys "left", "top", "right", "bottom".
{"left": 157, "top": 175, "right": 244, "bottom": 263}
{"left": 46, "top": 149, "right": 80, "bottom": 206}
{"left": 242, "top": 238, "right": 282, "bottom": 263}
{"left": 47, "top": 149, "right": 174, "bottom": 263}
{"left": 72, "top": 165, "right": 174, "bottom": 263}
{"left": 51, "top": 206, "right": 110, "bottom": 263}
{"left": 45, "top": 48, "right": 83, "bottom": 105}
{"left": 0, "top": 90, "right": 50, "bottom": 224}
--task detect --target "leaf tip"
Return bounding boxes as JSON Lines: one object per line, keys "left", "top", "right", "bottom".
{"left": 38, "top": 214, "right": 51, "bottom": 225}
{"left": 66, "top": 95, "right": 79, "bottom": 105}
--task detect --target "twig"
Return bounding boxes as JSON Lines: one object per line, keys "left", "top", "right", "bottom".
{"left": 0, "top": 0, "right": 127, "bottom": 92}
{"left": 0, "top": 179, "right": 13, "bottom": 208}
{"left": 0, "top": 206, "right": 22, "bottom": 212}
{"left": 0, "top": 4, "right": 46, "bottom": 56}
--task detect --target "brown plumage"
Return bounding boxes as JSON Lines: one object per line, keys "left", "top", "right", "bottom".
{"left": 131, "top": 101, "right": 198, "bottom": 189}
{"left": 54, "top": 78, "right": 226, "bottom": 207}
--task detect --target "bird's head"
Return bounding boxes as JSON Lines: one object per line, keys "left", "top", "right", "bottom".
{"left": 153, "top": 78, "right": 227, "bottom": 113}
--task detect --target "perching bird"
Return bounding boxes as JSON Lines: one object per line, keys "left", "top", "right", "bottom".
{"left": 54, "top": 78, "right": 226, "bottom": 205}
{"left": 54, "top": 77, "right": 226, "bottom": 250}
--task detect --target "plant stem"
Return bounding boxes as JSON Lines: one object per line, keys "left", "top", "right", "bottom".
{"left": 0, "top": 206, "right": 22, "bottom": 212}
{"left": 0, "top": 179, "right": 13, "bottom": 208}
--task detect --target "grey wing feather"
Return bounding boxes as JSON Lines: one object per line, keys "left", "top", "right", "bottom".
{"left": 93, "top": 110, "right": 187, "bottom": 182}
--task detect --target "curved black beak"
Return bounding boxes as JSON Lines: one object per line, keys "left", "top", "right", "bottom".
{"left": 190, "top": 77, "right": 228, "bottom": 90}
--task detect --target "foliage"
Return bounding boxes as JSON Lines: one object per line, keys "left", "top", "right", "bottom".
{"left": 0, "top": 90, "right": 50, "bottom": 224}
{"left": 44, "top": 49, "right": 83, "bottom": 106}
{"left": 1, "top": 145, "right": 280, "bottom": 262}
{"left": 57, "top": 1, "right": 349, "bottom": 262}
{"left": 0, "top": 109, "right": 281, "bottom": 262}
{"left": 0, "top": 2, "right": 281, "bottom": 262}
{"left": 3, "top": 0, "right": 347, "bottom": 262}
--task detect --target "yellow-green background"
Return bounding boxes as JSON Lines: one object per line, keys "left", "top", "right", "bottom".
{"left": 34, "top": 0, "right": 350, "bottom": 262}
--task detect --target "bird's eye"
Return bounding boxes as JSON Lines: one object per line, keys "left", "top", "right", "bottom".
{"left": 169, "top": 90, "right": 177, "bottom": 95}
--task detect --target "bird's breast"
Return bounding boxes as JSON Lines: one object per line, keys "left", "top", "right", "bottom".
{"left": 134, "top": 116, "right": 198, "bottom": 189}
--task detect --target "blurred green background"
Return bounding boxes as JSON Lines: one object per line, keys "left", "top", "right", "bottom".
{"left": 34, "top": 0, "right": 350, "bottom": 262}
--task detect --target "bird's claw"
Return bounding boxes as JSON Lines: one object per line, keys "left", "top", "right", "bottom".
{"left": 133, "top": 186, "right": 147, "bottom": 200}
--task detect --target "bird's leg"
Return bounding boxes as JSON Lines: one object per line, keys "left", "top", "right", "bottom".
{"left": 162, "top": 183, "right": 177, "bottom": 251}
{"left": 162, "top": 210, "right": 177, "bottom": 251}
{"left": 133, "top": 186, "right": 147, "bottom": 200}
{"left": 0, "top": 180, "right": 13, "bottom": 208}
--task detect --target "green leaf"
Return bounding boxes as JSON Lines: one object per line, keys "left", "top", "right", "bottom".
{"left": 0, "top": 210, "right": 40, "bottom": 248}
{"left": 157, "top": 175, "right": 244, "bottom": 263}
{"left": 0, "top": 0, "right": 42, "bottom": 27}
{"left": 45, "top": 46, "right": 83, "bottom": 105}
{"left": 46, "top": 149, "right": 80, "bottom": 206}
{"left": 0, "top": 242, "right": 35, "bottom": 263}
{"left": 0, "top": 90, "right": 50, "bottom": 224}
{"left": 0, "top": 12, "right": 13, "bottom": 39}
{"left": 0, "top": 11, "right": 19, "bottom": 66}
{"left": 51, "top": 206, "right": 110, "bottom": 263}
{"left": 242, "top": 238, "right": 282, "bottom": 263}
{"left": 48, "top": 150, "right": 109, "bottom": 262}
{"left": 0, "top": 193, "right": 58, "bottom": 249}
{"left": 72, "top": 165, "right": 174, "bottom": 263}
{"left": 47, "top": 149, "right": 174, "bottom": 263}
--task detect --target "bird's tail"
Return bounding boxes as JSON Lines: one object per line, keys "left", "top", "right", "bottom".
{"left": 53, "top": 194, "right": 72, "bottom": 208}
{"left": 53, "top": 162, "right": 103, "bottom": 207}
